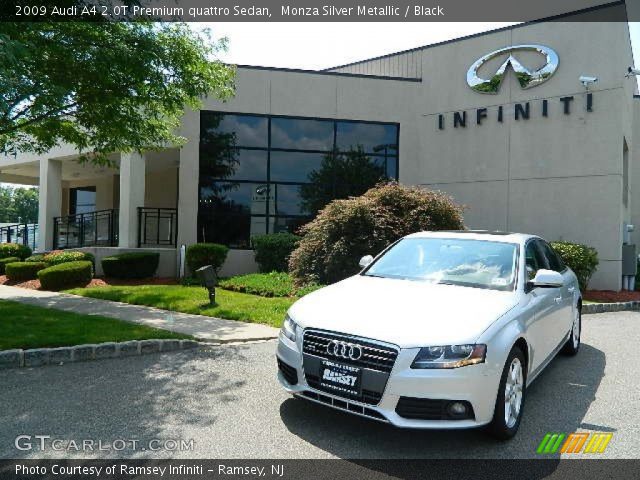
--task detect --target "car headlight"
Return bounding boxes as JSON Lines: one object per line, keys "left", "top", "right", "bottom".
{"left": 411, "top": 344, "right": 487, "bottom": 369}
{"left": 281, "top": 314, "right": 299, "bottom": 342}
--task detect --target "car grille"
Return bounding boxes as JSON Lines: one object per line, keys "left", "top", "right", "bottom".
{"left": 277, "top": 358, "right": 298, "bottom": 385}
{"left": 302, "top": 330, "right": 398, "bottom": 373}
{"left": 299, "top": 391, "right": 388, "bottom": 422}
{"left": 302, "top": 329, "right": 398, "bottom": 405}
{"left": 395, "top": 397, "right": 474, "bottom": 420}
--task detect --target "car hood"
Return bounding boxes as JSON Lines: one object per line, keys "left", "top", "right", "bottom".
{"left": 289, "top": 275, "right": 519, "bottom": 348}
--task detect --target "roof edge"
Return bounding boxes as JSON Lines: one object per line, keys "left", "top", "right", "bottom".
{"left": 235, "top": 64, "right": 422, "bottom": 82}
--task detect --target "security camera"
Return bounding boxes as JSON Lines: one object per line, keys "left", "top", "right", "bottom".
{"left": 579, "top": 76, "right": 598, "bottom": 87}
{"left": 627, "top": 67, "right": 640, "bottom": 77}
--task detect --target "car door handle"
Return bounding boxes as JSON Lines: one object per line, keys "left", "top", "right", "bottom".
{"left": 568, "top": 287, "right": 575, "bottom": 293}
{"left": 554, "top": 296, "right": 562, "bottom": 304}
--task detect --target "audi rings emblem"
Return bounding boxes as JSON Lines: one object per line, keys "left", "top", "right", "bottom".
{"left": 327, "top": 340, "right": 363, "bottom": 360}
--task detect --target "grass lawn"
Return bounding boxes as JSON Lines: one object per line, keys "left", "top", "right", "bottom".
{"left": 0, "top": 299, "right": 190, "bottom": 351}
{"left": 218, "top": 272, "right": 322, "bottom": 297}
{"left": 66, "top": 285, "right": 296, "bottom": 328}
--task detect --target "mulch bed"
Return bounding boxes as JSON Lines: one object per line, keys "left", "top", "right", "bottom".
{"left": 584, "top": 290, "right": 640, "bottom": 303}
{"left": 0, "top": 275, "right": 177, "bottom": 291}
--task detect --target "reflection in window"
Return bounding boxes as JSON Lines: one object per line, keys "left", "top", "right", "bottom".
{"left": 198, "top": 112, "right": 399, "bottom": 247}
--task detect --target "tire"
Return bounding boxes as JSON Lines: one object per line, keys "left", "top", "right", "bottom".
{"left": 486, "top": 346, "right": 527, "bottom": 440}
{"left": 561, "top": 304, "right": 581, "bottom": 356}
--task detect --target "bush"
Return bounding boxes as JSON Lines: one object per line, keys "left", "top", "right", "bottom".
{"left": 0, "top": 257, "right": 20, "bottom": 275}
{"left": 218, "top": 272, "right": 322, "bottom": 297}
{"left": 251, "top": 233, "right": 300, "bottom": 273}
{"left": 25, "top": 254, "right": 46, "bottom": 263}
{"left": 38, "top": 261, "right": 93, "bottom": 291}
{"left": 44, "top": 250, "right": 95, "bottom": 269}
{"left": 5, "top": 262, "right": 47, "bottom": 281}
{"left": 0, "top": 243, "right": 32, "bottom": 260}
{"left": 186, "top": 243, "right": 229, "bottom": 274}
{"left": 289, "top": 182, "right": 465, "bottom": 285}
{"left": 551, "top": 241, "right": 599, "bottom": 291}
{"left": 101, "top": 252, "right": 160, "bottom": 279}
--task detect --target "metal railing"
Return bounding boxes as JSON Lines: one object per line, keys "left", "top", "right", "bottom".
{"left": 53, "top": 209, "right": 118, "bottom": 250}
{"left": 137, "top": 207, "right": 178, "bottom": 247}
{"left": 0, "top": 223, "right": 38, "bottom": 251}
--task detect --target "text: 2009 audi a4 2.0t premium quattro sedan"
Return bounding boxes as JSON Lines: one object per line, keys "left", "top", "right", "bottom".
{"left": 277, "top": 231, "right": 582, "bottom": 439}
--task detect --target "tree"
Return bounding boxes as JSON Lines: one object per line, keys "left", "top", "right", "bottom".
{"left": 0, "top": 21, "right": 235, "bottom": 163}
{"left": 0, "top": 185, "right": 38, "bottom": 223}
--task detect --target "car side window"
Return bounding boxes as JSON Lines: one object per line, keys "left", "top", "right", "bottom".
{"left": 525, "top": 242, "right": 541, "bottom": 280}
{"left": 539, "top": 241, "right": 565, "bottom": 272}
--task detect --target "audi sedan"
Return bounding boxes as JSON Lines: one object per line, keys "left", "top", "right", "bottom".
{"left": 276, "top": 231, "right": 581, "bottom": 439}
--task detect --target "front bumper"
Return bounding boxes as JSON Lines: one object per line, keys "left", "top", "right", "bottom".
{"left": 276, "top": 333, "right": 501, "bottom": 429}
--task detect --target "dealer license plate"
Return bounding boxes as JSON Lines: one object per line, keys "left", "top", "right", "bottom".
{"left": 319, "top": 360, "right": 362, "bottom": 397}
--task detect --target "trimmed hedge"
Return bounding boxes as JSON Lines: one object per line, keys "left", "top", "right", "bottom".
{"left": 5, "top": 261, "right": 47, "bottom": 281}
{"left": 0, "top": 257, "right": 20, "bottom": 275}
{"left": 102, "top": 252, "right": 160, "bottom": 279}
{"left": 252, "top": 233, "right": 300, "bottom": 273}
{"left": 44, "top": 250, "right": 95, "bottom": 270}
{"left": 0, "top": 243, "right": 32, "bottom": 260}
{"left": 186, "top": 243, "right": 229, "bottom": 274}
{"left": 289, "top": 182, "right": 465, "bottom": 285}
{"left": 25, "top": 254, "right": 46, "bottom": 263}
{"left": 38, "top": 261, "right": 93, "bottom": 291}
{"left": 551, "top": 241, "right": 599, "bottom": 291}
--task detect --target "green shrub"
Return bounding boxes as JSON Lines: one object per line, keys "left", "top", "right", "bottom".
{"left": 251, "top": 233, "right": 300, "bottom": 273}
{"left": 186, "top": 243, "right": 229, "bottom": 274}
{"left": 101, "top": 252, "right": 160, "bottom": 279}
{"left": 218, "top": 272, "right": 322, "bottom": 297}
{"left": 44, "top": 250, "right": 95, "bottom": 270}
{"left": 551, "top": 241, "right": 599, "bottom": 291}
{"left": 0, "top": 257, "right": 20, "bottom": 275}
{"left": 289, "top": 182, "right": 465, "bottom": 285}
{"left": 38, "top": 261, "right": 93, "bottom": 291}
{"left": 5, "top": 262, "right": 47, "bottom": 281}
{"left": 0, "top": 243, "right": 32, "bottom": 260}
{"left": 25, "top": 254, "right": 46, "bottom": 263}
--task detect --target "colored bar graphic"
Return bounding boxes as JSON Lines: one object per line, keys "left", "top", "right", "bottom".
{"left": 537, "top": 432, "right": 613, "bottom": 454}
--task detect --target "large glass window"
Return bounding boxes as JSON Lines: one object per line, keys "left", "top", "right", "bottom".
{"left": 198, "top": 112, "right": 399, "bottom": 248}
{"left": 70, "top": 187, "right": 96, "bottom": 215}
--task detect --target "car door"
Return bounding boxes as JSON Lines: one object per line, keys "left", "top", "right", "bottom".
{"left": 523, "top": 240, "right": 561, "bottom": 372}
{"left": 538, "top": 240, "right": 574, "bottom": 345}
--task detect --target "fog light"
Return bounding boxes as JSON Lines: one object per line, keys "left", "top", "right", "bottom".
{"left": 447, "top": 402, "right": 467, "bottom": 417}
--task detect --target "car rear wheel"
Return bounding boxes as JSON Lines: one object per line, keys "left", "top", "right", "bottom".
{"left": 487, "top": 347, "right": 526, "bottom": 440}
{"left": 561, "top": 305, "right": 581, "bottom": 356}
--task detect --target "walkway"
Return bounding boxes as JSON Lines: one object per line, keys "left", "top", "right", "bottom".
{"left": 0, "top": 285, "right": 279, "bottom": 343}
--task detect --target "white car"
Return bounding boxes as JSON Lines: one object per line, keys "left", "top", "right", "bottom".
{"left": 276, "top": 231, "right": 582, "bottom": 439}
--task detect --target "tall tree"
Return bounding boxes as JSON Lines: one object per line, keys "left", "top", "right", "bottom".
{"left": 0, "top": 21, "right": 235, "bottom": 163}
{"left": 0, "top": 185, "right": 38, "bottom": 223}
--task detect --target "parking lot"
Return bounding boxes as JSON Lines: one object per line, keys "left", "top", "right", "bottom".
{"left": 0, "top": 311, "right": 638, "bottom": 460}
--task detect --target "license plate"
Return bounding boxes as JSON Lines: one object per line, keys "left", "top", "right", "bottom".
{"left": 319, "top": 360, "right": 361, "bottom": 396}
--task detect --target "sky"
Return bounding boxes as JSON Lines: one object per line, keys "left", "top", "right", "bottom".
{"left": 204, "top": 22, "right": 640, "bottom": 78}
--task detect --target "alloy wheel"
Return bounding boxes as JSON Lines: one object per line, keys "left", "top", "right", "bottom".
{"left": 504, "top": 357, "right": 523, "bottom": 428}
{"left": 572, "top": 309, "right": 581, "bottom": 349}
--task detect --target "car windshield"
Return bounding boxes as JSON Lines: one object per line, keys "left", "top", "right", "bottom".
{"left": 363, "top": 237, "right": 518, "bottom": 291}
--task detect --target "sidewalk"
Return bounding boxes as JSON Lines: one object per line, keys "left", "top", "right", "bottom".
{"left": 0, "top": 285, "right": 279, "bottom": 343}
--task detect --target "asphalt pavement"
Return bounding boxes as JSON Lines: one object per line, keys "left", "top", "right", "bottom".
{"left": 1, "top": 311, "right": 638, "bottom": 460}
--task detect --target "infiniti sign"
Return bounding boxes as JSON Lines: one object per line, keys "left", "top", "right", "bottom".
{"left": 467, "top": 44, "right": 559, "bottom": 94}
{"left": 327, "top": 340, "right": 363, "bottom": 360}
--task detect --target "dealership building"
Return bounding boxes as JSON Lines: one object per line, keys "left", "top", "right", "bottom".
{"left": 1, "top": 2, "right": 638, "bottom": 289}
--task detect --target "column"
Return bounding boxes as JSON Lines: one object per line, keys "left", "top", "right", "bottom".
{"left": 118, "top": 152, "right": 146, "bottom": 247}
{"left": 177, "top": 108, "right": 199, "bottom": 247}
{"left": 37, "top": 158, "right": 62, "bottom": 252}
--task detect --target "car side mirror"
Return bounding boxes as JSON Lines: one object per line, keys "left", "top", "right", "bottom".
{"left": 530, "top": 269, "right": 563, "bottom": 288}
{"left": 359, "top": 255, "right": 374, "bottom": 268}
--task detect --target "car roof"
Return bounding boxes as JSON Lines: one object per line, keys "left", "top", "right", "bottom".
{"left": 404, "top": 230, "right": 538, "bottom": 244}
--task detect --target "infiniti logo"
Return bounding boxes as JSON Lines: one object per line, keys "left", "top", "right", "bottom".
{"left": 327, "top": 340, "right": 363, "bottom": 361}
{"left": 467, "top": 44, "right": 559, "bottom": 94}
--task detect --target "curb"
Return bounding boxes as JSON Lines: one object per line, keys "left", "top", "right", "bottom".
{"left": 0, "top": 339, "right": 202, "bottom": 370}
{"left": 583, "top": 301, "right": 640, "bottom": 315}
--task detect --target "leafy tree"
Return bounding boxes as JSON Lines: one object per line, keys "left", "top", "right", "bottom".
{"left": 0, "top": 20, "right": 235, "bottom": 163}
{"left": 0, "top": 185, "right": 38, "bottom": 223}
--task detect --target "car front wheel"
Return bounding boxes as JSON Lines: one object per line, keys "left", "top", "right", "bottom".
{"left": 561, "top": 304, "right": 581, "bottom": 356}
{"left": 487, "top": 346, "right": 526, "bottom": 440}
